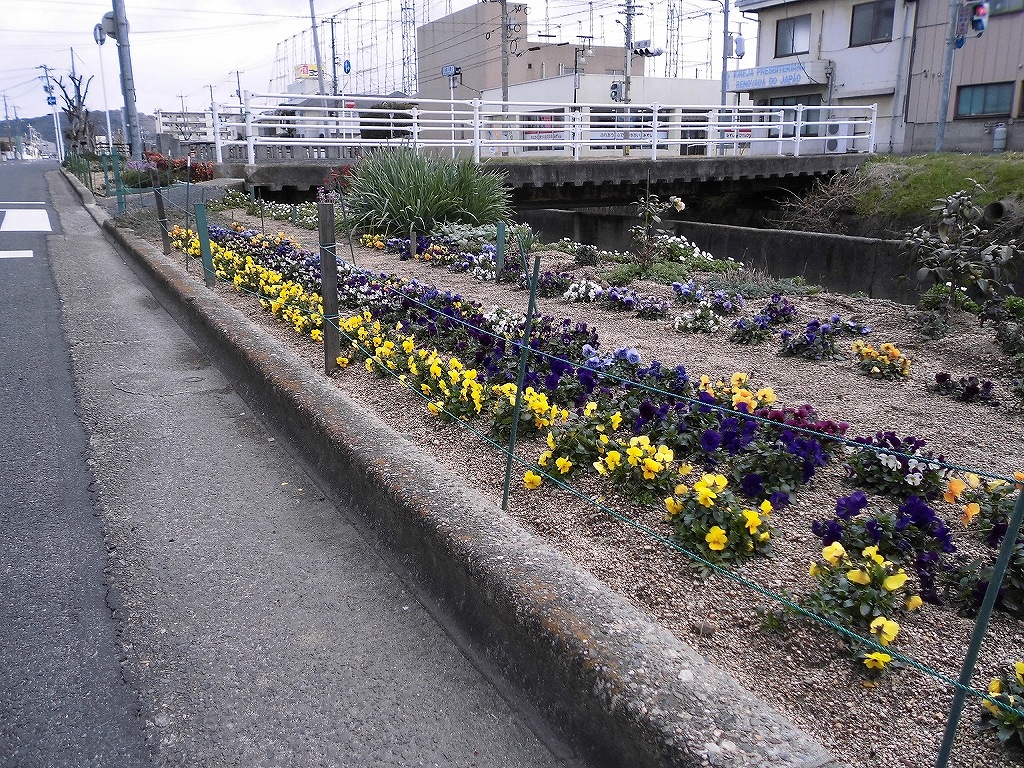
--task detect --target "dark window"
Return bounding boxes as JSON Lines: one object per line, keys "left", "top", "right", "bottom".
{"left": 850, "top": 0, "right": 895, "bottom": 46}
{"left": 955, "top": 82, "right": 1015, "bottom": 117}
{"left": 991, "top": 0, "right": 1024, "bottom": 15}
{"left": 775, "top": 14, "right": 811, "bottom": 57}
{"left": 768, "top": 94, "right": 822, "bottom": 138}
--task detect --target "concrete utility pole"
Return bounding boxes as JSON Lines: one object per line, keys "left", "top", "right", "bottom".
{"left": 935, "top": 0, "right": 960, "bottom": 152}
{"left": 37, "top": 64, "right": 65, "bottom": 162}
{"left": 112, "top": 0, "right": 143, "bottom": 159}
{"left": 94, "top": 24, "right": 115, "bottom": 153}
{"left": 622, "top": 0, "right": 637, "bottom": 157}
{"left": 720, "top": 0, "right": 730, "bottom": 107}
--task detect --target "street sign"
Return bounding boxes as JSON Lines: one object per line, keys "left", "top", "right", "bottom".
{"left": 46, "top": 96, "right": 57, "bottom": 106}
{"left": 343, "top": 60, "right": 351, "bottom": 74}
{"left": 441, "top": 64, "right": 460, "bottom": 78}
{"left": 93, "top": 23, "right": 106, "bottom": 45}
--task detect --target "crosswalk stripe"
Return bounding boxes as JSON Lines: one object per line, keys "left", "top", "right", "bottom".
{"left": 0, "top": 209, "right": 51, "bottom": 232}
{"left": 0, "top": 250, "right": 33, "bottom": 259}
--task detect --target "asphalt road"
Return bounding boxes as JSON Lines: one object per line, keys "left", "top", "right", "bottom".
{"left": 0, "top": 159, "right": 578, "bottom": 768}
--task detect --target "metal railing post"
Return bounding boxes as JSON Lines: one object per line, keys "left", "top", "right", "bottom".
{"left": 410, "top": 107, "right": 421, "bottom": 154}
{"left": 318, "top": 201, "right": 340, "bottom": 375}
{"left": 706, "top": 109, "right": 716, "bottom": 157}
{"left": 868, "top": 103, "right": 878, "bottom": 154}
{"left": 244, "top": 92, "right": 256, "bottom": 164}
{"left": 650, "top": 104, "right": 660, "bottom": 161}
{"left": 193, "top": 203, "right": 216, "bottom": 288}
{"left": 794, "top": 103, "right": 805, "bottom": 157}
{"left": 935, "top": 486, "right": 1024, "bottom": 768}
{"left": 212, "top": 102, "right": 223, "bottom": 163}
{"left": 472, "top": 99, "right": 482, "bottom": 164}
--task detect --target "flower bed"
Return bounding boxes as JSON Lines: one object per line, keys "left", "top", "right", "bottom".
{"left": 163, "top": 210, "right": 1024, "bottom": 768}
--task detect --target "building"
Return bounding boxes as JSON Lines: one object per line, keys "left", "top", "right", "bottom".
{"left": 416, "top": 2, "right": 640, "bottom": 102}
{"left": 729, "top": 0, "right": 1023, "bottom": 153}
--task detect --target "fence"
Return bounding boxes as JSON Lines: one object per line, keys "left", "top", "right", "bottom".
{"left": 207, "top": 92, "right": 878, "bottom": 164}
{"left": 143, "top": 194, "right": 1022, "bottom": 768}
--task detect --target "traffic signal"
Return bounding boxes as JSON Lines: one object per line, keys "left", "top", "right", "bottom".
{"left": 610, "top": 81, "right": 624, "bottom": 102}
{"left": 970, "top": 1, "right": 989, "bottom": 33}
{"left": 632, "top": 46, "right": 664, "bottom": 57}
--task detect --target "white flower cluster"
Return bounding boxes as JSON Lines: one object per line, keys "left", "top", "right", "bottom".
{"left": 482, "top": 305, "right": 526, "bottom": 339}
{"left": 672, "top": 301, "right": 721, "bottom": 334}
{"left": 563, "top": 279, "right": 604, "bottom": 303}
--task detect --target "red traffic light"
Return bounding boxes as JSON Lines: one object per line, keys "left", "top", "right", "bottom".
{"left": 972, "top": 3, "right": 987, "bottom": 15}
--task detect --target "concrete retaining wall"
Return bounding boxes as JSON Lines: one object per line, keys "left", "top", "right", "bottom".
{"left": 520, "top": 210, "right": 917, "bottom": 304}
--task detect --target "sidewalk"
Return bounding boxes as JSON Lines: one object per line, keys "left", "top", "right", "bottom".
{"left": 46, "top": 170, "right": 576, "bottom": 767}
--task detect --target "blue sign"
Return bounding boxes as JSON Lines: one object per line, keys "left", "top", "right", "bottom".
{"left": 343, "top": 60, "right": 351, "bottom": 74}
{"left": 46, "top": 96, "right": 57, "bottom": 106}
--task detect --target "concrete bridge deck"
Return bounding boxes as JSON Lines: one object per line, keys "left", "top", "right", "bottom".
{"left": 217, "top": 153, "right": 870, "bottom": 208}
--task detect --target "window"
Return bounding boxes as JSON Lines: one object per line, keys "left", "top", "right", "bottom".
{"left": 769, "top": 94, "right": 822, "bottom": 137}
{"left": 991, "top": 0, "right": 1024, "bottom": 15}
{"left": 775, "top": 14, "right": 811, "bottom": 57}
{"left": 850, "top": 0, "right": 895, "bottom": 46}
{"left": 955, "top": 82, "right": 1015, "bottom": 117}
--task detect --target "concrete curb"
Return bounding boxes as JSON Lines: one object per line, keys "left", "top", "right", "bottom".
{"left": 59, "top": 169, "right": 841, "bottom": 768}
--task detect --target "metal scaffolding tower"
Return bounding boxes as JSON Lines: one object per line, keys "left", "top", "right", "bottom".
{"left": 401, "top": 1, "right": 418, "bottom": 95}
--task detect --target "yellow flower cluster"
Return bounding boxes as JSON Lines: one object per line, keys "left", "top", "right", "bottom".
{"left": 984, "top": 662, "right": 1024, "bottom": 718}
{"left": 851, "top": 340, "right": 911, "bottom": 379}
{"left": 170, "top": 226, "right": 324, "bottom": 341}
{"left": 663, "top": 473, "right": 773, "bottom": 560}
{"left": 493, "top": 384, "right": 568, "bottom": 431}
{"left": 358, "top": 233, "right": 386, "bottom": 250}
{"left": 697, "top": 371, "right": 777, "bottom": 412}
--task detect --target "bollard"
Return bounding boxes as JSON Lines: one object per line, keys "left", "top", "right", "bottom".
{"left": 193, "top": 203, "right": 216, "bottom": 288}
{"left": 501, "top": 253, "right": 542, "bottom": 512}
{"left": 153, "top": 188, "right": 172, "bottom": 256}
{"left": 318, "top": 202, "right": 341, "bottom": 375}
{"left": 495, "top": 221, "right": 506, "bottom": 278}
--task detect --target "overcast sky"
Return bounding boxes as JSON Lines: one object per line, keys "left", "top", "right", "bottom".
{"left": 0, "top": 0, "right": 743, "bottom": 119}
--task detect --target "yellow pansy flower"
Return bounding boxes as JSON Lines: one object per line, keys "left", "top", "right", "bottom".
{"left": 905, "top": 595, "right": 923, "bottom": 611}
{"left": 523, "top": 470, "right": 542, "bottom": 490}
{"left": 869, "top": 616, "right": 899, "bottom": 646}
{"left": 742, "top": 510, "right": 761, "bottom": 534}
{"left": 555, "top": 456, "right": 573, "bottom": 475}
{"left": 705, "top": 526, "right": 728, "bottom": 551}
{"left": 883, "top": 571, "right": 908, "bottom": 591}
{"left": 846, "top": 569, "right": 871, "bottom": 586}
{"left": 822, "top": 542, "right": 846, "bottom": 566}
{"left": 665, "top": 497, "right": 683, "bottom": 516}
{"left": 863, "top": 652, "right": 891, "bottom": 671}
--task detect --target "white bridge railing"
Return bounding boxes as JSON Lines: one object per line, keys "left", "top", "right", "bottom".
{"left": 210, "top": 92, "right": 877, "bottom": 165}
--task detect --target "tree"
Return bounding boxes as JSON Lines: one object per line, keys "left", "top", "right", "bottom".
{"left": 56, "top": 73, "right": 95, "bottom": 155}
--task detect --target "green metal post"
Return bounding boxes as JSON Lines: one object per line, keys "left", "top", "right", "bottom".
{"left": 495, "top": 221, "right": 506, "bottom": 278}
{"left": 318, "top": 201, "right": 340, "bottom": 375}
{"left": 111, "top": 150, "right": 126, "bottom": 214}
{"left": 500, "top": 253, "right": 542, "bottom": 512}
{"left": 935, "top": 485, "right": 1024, "bottom": 767}
{"left": 193, "top": 203, "right": 217, "bottom": 288}
{"left": 101, "top": 154, "right": 110, "bottom": 194}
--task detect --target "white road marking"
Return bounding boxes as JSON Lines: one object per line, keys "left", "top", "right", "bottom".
{"left": 0, "top": 209, "right": 51, "bottom": 232}
{"left": 0, "top": 201, "right": 48, "bottom": 205}
{"left": 0, "top": 250, "right": 33, "bottom": 259}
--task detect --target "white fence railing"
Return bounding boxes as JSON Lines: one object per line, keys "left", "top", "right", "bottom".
{"left": 210, "top": 93, "right": 878, "bottom": 165}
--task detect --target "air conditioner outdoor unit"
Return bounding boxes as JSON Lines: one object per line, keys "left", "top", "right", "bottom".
{"left": 824, "top": 120, "right": 850, "bottom": 153}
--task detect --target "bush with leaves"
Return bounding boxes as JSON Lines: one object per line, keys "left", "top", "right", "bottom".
{"left": 780, "top": 316, "right": 844, "bottom": 360}
{"left": 901, "top": 187, "right": 1020, "bottom": 317}
{"left": 844, "top": 432, "right": 950, "bottom": 500}
{"left": 851, "top": 340, "right": 912, "bottom": 380}
{"left": 930, "top": 372, "right": 999, "bottom": 407}
{"left": 630, "top": 193, "right": 686, "bottom": 275}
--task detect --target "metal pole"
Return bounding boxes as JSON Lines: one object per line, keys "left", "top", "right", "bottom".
{"left": 112, "top": 0, "right": 143, "bottom": 160}
{"left": 94, "top": 31, "right": 114, "bottom": 154}
{"left": 309, "top": 0, "right": 330, "bottom": 130}
{"left": 935, "top": 0, "right": 959, "bottom": 153}
{"left": 935, "top": 487, "right": 1024, "bottom": 768}
{"left": 318, "top": 201, "right": 340, "bottom": 375}
{"left": 500, "top": 0, "right": 510, "bottom": 155}
{"left": 623, "top": 1, "right": 633, "bottom": 157}
{"left": 501, "top": 253, "right": 542, "bottom": 512}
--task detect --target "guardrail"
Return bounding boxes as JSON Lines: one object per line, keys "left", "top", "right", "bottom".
{"left": 209, "top": 92, "right": 877, "bottom": 165}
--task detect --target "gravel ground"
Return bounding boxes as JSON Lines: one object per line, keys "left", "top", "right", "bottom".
{"left": 120, "top": 204, "right": 1024, "bottom": 768}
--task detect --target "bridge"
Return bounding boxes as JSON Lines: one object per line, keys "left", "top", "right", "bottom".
{"left": 205, "top": 93, "right": 876, "bottom": 205}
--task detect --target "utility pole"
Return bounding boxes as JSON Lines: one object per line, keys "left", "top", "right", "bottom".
{"left": 37, "top": 64, "right": 65, "bottom": 162}
{"left": 935, "top": 0, "right": 960, "bottom": 152}
{"left": 500, "top": 0, "right": 510, "bottom": 155}
{"left": 94, "top": 23, "right": 115, "bottom": 154}
{"left": 622, "top": 0, "right": 637, "bottom": 157}
{"left": 235, "top": 71, "right": 243, "bottom": 106}
{"left": 720, "top": 0, "right": 730, "bottom": 107}
{"left": 330, "top": 17, "right": 339, "bottom": 97}
{"left": 112, "top": 0, "right": 143, "bottom": 159}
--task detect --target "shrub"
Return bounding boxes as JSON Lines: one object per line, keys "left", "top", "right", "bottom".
{"left": 918, "top": 283, "right": 981, "bottom": 314}
{"left": 844, "top": 432, "right": 949, "bottom": 500}
{"left": 346, "top": 148, "right": 512, "bottom": 234}
{"left": 673, "top": 302, "right": 721, "bottom": 333}
{"left": 902, "top": 186, "right": 1021, "bottom": 316}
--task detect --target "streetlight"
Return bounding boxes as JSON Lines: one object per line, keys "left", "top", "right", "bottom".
{"left": 573, "top": 35, "right": 594, "bottom": 105}
{"left": 93, "top": 23, "right": 115, "bottom": 154}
